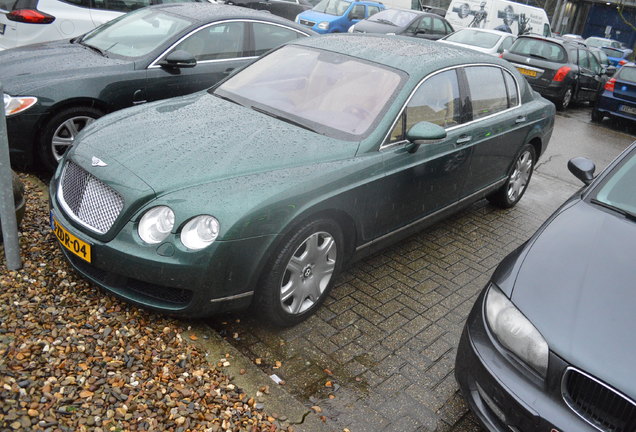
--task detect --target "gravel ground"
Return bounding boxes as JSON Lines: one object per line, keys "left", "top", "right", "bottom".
{"left": 0, "top": 173, "right": 294, "bottom": 432}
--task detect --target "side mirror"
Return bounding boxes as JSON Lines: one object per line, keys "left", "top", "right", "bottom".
{"left": 160, "top": 50, "right": 197, "bottom": 69}
{"left": 405, "top": 121, "right": 447, "bottom": 153}
{"left": 568, "top": 157, "right": 596, "bottom": 185}
{"left": 604, "top": 65, "right": 617, "bottom": 76}
{"left": 415, "top": 29, "right": 427, "bottom": 35}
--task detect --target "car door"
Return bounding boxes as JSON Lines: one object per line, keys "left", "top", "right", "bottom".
{"left": 459, "top": 65, "right": 533, "bottom": 195}
{"left": 578, "top": 49, "right": 605, "bottom": 102}
{"left": 145, "top": 20, "right": 251, "bottom": 103}
{"left": 367, "top": 68, "right": 472, "bottom": 238}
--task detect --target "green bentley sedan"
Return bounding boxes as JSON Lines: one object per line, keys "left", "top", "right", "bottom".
{"left": 49, "top": 34, "right": 555, "bottom": 326}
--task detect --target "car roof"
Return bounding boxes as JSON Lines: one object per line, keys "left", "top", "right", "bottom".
{"left": 291, "top": 34, "right": 505, "bottom": 77}
{"left": 517, "top": 34, "right": 583, "bottom": 48}
{"left": 148, "top": 2, "right": 311, "bottom": 26}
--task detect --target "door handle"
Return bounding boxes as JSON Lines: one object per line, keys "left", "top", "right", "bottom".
{"left": 515, "top": 116, "right": 526, "bottom": 124}
{"left": 456, "top": 135, "right": 472, "bottom": 145}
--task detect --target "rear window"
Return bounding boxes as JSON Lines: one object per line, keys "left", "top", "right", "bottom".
{"left": 444, "top": 29, "right": 501, "bottom": 49}
{"left": 601, "top": 47, "right": 629, "bottom": 59}
{"left": 510, "top": 38, "right": 567, "bottom": 63}
{"left": 616, "top": 66, "right": 636, "bottom": 83}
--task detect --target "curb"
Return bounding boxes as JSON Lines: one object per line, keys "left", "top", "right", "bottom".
{"left": 186, "top": 323, "right": 335, "bottom": 432}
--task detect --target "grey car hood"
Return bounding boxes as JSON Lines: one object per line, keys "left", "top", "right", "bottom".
{"left": 0, "top": 40, "right": 131, "bottom": 94}
{"left": 510, "top": 199, "right": 636, "bottom": 397}
{"left": 71, "top": 91, "right": 357, "bottom": 194}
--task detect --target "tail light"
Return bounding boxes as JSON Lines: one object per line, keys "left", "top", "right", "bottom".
{"left": 618, "top": 60, "right": 627, "bottom": 66}
{"left": 6, "top": 9, "right": 55, "bottom": 24}
{"left": 498, "top": 53, "right": 504, "bottom": 58}
{"left": 605, "top": 77, "right": 616, "bottom": 92}
{"left": 552, "top": 66, "right": 571, "bottom": 82}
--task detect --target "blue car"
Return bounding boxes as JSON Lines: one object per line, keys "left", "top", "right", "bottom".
{"left": 592, "top": 62, "right": 636, "bottom": 124}
{"left": 601, "top": 46, "right": 634, "bottom": 68}
{"left": 296, "top": 0, "right": 384, "bottom": 34}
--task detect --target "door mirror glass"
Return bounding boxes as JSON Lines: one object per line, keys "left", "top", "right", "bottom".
{"left": 161, "top": 50, "right": 197, "bottom": 68}
{"left": 568, "top": 156, "right": 596, "bottom": 185}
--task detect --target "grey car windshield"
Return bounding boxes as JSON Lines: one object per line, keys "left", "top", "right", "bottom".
{"left": 312, "top": 0, "right": 351, "bottom": 15}
{"left": 594, "top": 149, "right": 636, "bottom": 216}
{"left": 214, "top": 45, "right": 404, "bottom": 139}
{"left": 444, "top": 29, "right": 501, "bottom": 49}
{"left": 80, "top": 8, "right": 192, "bottom": 58}
{"left": 368, "top": 9, "right": 418, "bottom": 26}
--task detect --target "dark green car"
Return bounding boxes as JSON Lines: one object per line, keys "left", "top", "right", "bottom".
{"left": 49, "top": 34, "right": 555, "bottom": 326}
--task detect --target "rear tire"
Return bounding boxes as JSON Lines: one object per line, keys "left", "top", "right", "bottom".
{"left": 556, "top": 86, "right": 573, "bottom": 111}
{"left": 38, "top": 106, "right": 103, "bottom": 173}
{"left": 487, "top": 144, "right": 536, "bottom": 209}
{"left": 256, "top": 218, "right": 343, "bottom": 327}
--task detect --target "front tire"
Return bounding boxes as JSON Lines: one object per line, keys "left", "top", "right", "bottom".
{"left": 487, "top": 144, "right": 536, "bottom": 208}
{"left": 256, "top": 218, "right": 343, "bottom": 327}
{"left": 39, "top": 106, "right": 103, "bottom": 173}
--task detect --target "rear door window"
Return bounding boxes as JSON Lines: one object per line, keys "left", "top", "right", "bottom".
{"left": 250, "top": 22, "right": 306, "bottom": 57}
{"left": 464, "top": 66, "right": 509, "bottom": 120}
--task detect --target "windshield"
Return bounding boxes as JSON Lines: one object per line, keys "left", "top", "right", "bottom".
{"left": 368, "top": 9, "right": 418, "bottom": 26}
{"left": 593, "top": 148, "right": 636, "bottom": 217}
{"left": 510, "top": 38, "right": 566, "bottom": 62}
{"left": 312, "top": 0, "right": 351, "bottom": 16}
{"left": 601, "top": 47, "right": 627, "bottom": 58}
{"left": 80, "top": 8, "right": 192, "bottom": 58}
{"left": 213, "top": 45, "right": 405, "bottom": 140}
{"left": 445, "top": 29, "right": 501, "bottom": 49}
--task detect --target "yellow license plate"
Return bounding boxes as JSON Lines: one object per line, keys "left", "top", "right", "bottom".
{"left": 517, "top": 67, "right": 538, "bottom": 77}
{"left": 52, "top": 215, "right": 92, "bottom": 263}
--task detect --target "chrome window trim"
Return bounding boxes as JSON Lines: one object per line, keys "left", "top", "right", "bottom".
{"left": 379, "top": 63, "right": 523, "bottom": 151}
{"left": 561, "top": 366, "right": 636, "bottom": 432}
{"left": 148, "top": 19, "right": 312, "bottom": 69}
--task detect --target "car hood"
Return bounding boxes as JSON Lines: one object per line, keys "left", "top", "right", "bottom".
{"left": 71, "top": 91, "right": 357, "bottom": 195}
{"left": 0, "top": 40, "right": 131, "bottom": 94}
{"left": 354, "top": 20, "right": 401, "bottom": 34}
{"left": 301, "top": 10, "right": 340, "bottom": 22}
{"left": 509, "top": 199, "right": 636, "bottom": 397}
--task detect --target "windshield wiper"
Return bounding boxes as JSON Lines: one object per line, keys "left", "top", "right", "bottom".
{"left": 251, "top": 106, "right": 317, "bottom": 133}
{"left": 373, "top": 18, "right": 397, "bottom": 26}
{"left": 80, "top": 41, "right": 107, "bottom": 57}
{"left": 591, "top": 198, "right": 636, "bottom": 221}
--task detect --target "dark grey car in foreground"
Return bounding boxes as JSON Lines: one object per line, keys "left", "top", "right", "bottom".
{"left": 456, "top": 141, "right": 636, "bottom": 431}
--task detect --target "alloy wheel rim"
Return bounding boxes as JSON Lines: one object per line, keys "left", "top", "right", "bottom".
{"left": 279, "top": 231, "right": 337, "bottom": 315}
{"left": 51, "top": 116, "right": 96, "bottom": 161}
{"left": 507, "top": 150, "right": 532, "bottom": 202}
{"left": 563, "top": 88, "right": 572, "bottom": 109}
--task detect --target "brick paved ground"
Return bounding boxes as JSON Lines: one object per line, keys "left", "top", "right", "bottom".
{"left": 208, "top": 172, "right": 579, "bottom": 432}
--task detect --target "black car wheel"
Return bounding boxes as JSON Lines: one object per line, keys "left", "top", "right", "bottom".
{"left": 556, "top": 85, "right": 573, "bottom": 111}
{"left": 591, "top": 108, "right": 604, "bottom": 122}
{"left": 39, "top": 106, "right": 104, "bottom": 173}
{"left": 487, "top": 144, "right": 536, "bottom": 208}
{"left": 257, "top": 218, "right": 343, "bottom": 326}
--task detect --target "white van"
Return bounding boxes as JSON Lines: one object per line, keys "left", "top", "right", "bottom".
{"left": 445, "top": 0, "right": 551, "bottom": 37}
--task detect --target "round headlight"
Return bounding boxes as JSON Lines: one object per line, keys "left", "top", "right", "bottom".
{"left": 138, "top": 206, "right": 175, "bottom": 244}
{"left": 317, "top": 21, "right": 330, "bottom": 30}
{"left": 181, "top": 215, "right": 220, "bottom": 250}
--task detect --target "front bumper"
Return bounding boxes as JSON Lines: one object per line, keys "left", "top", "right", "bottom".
{"left": 455, "top": 290, "right": 599, "bottom": 432}
{"left": 49, "top": 182, "right": 278, "bottom": 318}
{"left": 6, "top": 112, "right": 41, "bottom": 168}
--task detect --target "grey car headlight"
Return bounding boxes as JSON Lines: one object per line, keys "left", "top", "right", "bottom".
{"left": 138, "top": 206, "right": 175, "bottom": 244}
{"left": 180, "top": 215, "right": 219, "bottom": 250}
{"left": 317, "top": 21, "right": 330, "bottom": 30}
{"left": 4, "top": 94, "right": 37, "bottom": 116}
{"left": 485, "top": 284, "right": 549, "bottom": 377}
